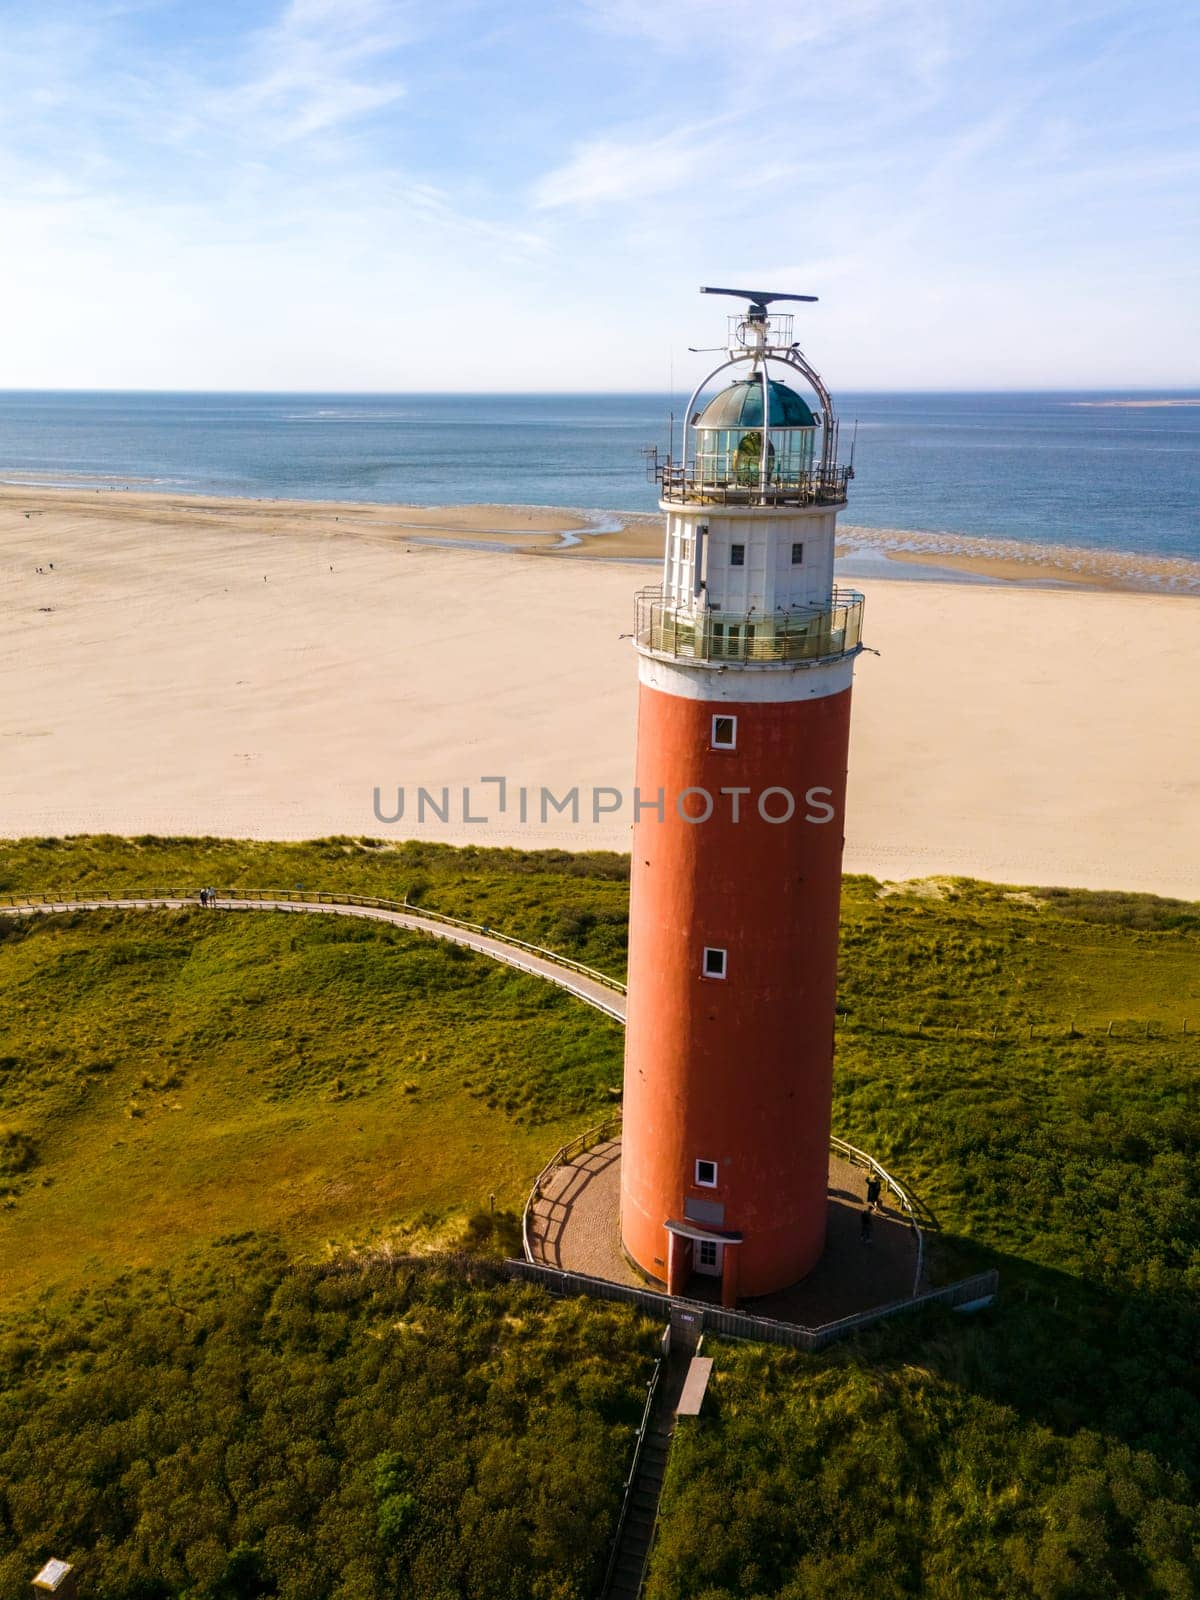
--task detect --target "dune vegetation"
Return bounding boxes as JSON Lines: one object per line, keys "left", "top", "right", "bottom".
{"left": 0, "top": 837, "right": 1198, "bottom": 1598}
{"left": 0, "top": 834, "right": 632, "bottom": 978}
{"left": 0, "top": 1248, "right": 658, "bottom": 1600}
{"left": 0, "top": 903, "right": 623, "bottom": 1300}
{"left": 647, "top": 883, "right": 1200, "bottom": 1599}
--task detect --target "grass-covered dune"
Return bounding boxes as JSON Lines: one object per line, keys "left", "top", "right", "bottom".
{"left": 0, "top": 834, "right": 632, "bottom": 978}
{"left": 0, "top": 841, "right": 643, "bottom": 1598}
{"left": 645, "top": 882, "right": 1200, "bottom": 1600}
{"left": 647, "top": 1323, "right": 1199, "bottom": 1600}
{"left": 0, "top": 904, "right": 624, "bottom": 1300}
{"left": 1, "top": 837, "right": 1199, "bottom": 1598}
{"left": 0, "top": 1247, "right": 658, "bottom": 1600}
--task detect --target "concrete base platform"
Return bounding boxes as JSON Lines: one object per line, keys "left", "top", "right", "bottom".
{"left": 527, "top": 1139, "right": 921, "bottom": 1325}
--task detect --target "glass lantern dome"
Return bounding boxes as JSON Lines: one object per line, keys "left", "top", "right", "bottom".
{"left": 691, "top": 376, "right": 819, "bottom": 488}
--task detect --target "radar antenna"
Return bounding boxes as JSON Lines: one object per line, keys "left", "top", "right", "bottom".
{"left": 678, "top": 284, "right": 837, "bottom": 482}
{"left": 700, "top": 285, "right": 818, "bottom": 318}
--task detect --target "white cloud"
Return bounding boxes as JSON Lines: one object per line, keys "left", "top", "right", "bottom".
{"left": 206, "top": 0, "right": 413, "bottom": 145}
{"left": 530, "top": 118, "right": 736, "bottom": 209}
{"left": 0, "top": 0, "right": 1195, "bottom": 387}
{"left": 581, "top": 0, "right": 894, "bottom": 54}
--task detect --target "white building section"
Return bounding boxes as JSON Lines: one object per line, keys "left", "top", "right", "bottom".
{"left": 637, "top": 289, "right": 864, "bottom": 700}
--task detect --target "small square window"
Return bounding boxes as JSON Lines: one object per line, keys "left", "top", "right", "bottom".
{"left": 698, "top": 1239, "right": 719, "bottom": 1266}
{"left": 711, "top": 714, "right": 736, "bottom": 750}
{"left": 702, "top": 946, "right": 727, "bottom": 979}
{"left": 791, "top": 542, "right": 804, "bottom": 565}
{"left": 695, "top": 1159, "right": 718, "bottom": 1188}
{"left": 730, "top": 543, "right": 745, "bottom": 566}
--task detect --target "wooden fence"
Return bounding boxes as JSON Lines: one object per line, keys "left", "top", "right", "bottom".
{"left": 504, "top": 1258, "right": 999, "bottom": 1352}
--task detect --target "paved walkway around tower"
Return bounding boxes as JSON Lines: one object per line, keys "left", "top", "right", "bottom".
{"left": 528, "top": 1141, "right": 921, "bottom": 1325}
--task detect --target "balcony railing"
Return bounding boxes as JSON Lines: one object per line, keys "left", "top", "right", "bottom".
{"left": 635, "top": 587, "right": 865, "bottom": 666}
{"left": 652, "top": 457, "right": 851, "bottom": 508}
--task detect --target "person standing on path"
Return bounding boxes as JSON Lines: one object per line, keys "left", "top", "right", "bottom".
{"left": 866, "top": 1174, "right": 882, "bottom": 1212}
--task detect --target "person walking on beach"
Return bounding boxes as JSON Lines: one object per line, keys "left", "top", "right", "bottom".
{"left": 866, "top": 1174, "right": 882, "bottom": 1211}
{"left": 860, "top": 1208, "right": 873, "bottom": 1245}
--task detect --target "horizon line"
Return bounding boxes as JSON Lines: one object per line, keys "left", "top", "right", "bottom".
{"left": 2, "top": 384, "right": 1199, "bottom": 398}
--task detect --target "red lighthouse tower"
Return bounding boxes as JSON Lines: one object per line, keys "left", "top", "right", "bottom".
{"left": 620, "top": 287, "right": 865, "bottom": 1307}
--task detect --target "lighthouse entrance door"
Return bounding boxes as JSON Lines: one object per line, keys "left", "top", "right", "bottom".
{"left": 695, "top": 1238, "right": 723, "bottom": 1277}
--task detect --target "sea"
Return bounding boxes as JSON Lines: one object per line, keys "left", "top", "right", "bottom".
{"left": 0, "top": 389, "right": 1197, "bottom": 562}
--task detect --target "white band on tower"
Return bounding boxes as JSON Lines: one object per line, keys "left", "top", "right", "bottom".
{"left": 637, "top": 651, "right": 855, "bottom": 703}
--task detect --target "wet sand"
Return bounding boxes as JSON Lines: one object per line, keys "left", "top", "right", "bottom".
{"left": 835, "top": 524, "right": 1200, "bottom": 595}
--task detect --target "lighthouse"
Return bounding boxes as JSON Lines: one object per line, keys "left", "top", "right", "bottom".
{"left": 619, "top": 287, "right": 866, "bottom": 1307}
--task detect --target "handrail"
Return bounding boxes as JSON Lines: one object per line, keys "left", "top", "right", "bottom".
{"left": 521, "top": 1113, "right": 623, "bottom": 1262}
{"left": 521, "top": 1121, "right": 921, "bottom": 1295}
{"left": 637, "top": 582, "right": 864, "bottom": 607}
{"left": 634, "top": 585, "right": 865, "bottom": 666}
{"left": 600, "top": 1348, "right": 665, "bottom": 1599}
{"left": 654, "top": 457, "right": 851, "bottom": 507}
{"left": 509, "top": 1257, "right": 999, "bottom": 1348}
{"left": 0, "top": 886, "right": 628, "bottom": 995}
{"left": 831, "top": 1134, "right": 925, "bottom": 1297}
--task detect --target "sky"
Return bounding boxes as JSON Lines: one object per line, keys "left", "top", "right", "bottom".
{"left": 0, "top": 0, "right": 1196, "bottom": 390}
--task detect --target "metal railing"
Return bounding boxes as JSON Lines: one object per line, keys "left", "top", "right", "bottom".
{"left": 653, "top": 457, "right": 851, "bottom": 507}
{"left": 520, "top": 1122, "right": 924, "bottom": 1298}
{"left": 507, "top": 1258, "right": 999, "bottom": 1351}
{"left": 600, "top": 1341, "right": 666, "bottom": 1599}
{"left": 635, "top": 586, "right": 865, "bottom": 665}
{"left": 0, "top": 887, "right": 628, "bottom": 1001}
{"left": 831, "top": 1135, "right": 925, "bottom": 1297}
{"left": 521, "top": 1113, "right": 623, "bottom": 1263}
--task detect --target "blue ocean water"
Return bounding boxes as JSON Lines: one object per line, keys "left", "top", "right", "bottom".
{"left": 0, "top": 389, "right": 1197, "bottom": 560}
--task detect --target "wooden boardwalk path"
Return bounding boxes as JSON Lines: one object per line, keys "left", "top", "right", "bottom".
{"left": 0, "top": 891, "right": 627, "bottom": 1021}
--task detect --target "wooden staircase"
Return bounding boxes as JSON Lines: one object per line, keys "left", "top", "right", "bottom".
{"left": 602, "top": 1309, "right": 703, "bottom": 1599}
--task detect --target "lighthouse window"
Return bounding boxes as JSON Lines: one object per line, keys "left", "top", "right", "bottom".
{"left": 702, "top": 946, "right": 727, "bottom": 979}
{"left": 711, "top": 715, "right": 737, "bottom": 750}
{"left": 695, "top": 1159, "right": 719, "bottom": 1188}
{"left": 730, "top": 543, "right": 745, "bottom": 566}
{"left": 791, "top": 542, "right": 804, "bottom": 565}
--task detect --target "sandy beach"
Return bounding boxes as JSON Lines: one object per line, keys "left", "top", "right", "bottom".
{"left": 2, "top": 487, "right": 1198, "bottom": 899}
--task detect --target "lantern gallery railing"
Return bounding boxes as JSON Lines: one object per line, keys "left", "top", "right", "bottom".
{"left": 635, "top": 587, "right": 865, "bottom": 665}
{"left": 652, "top": 457, "right": 852, "bottom": 508}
